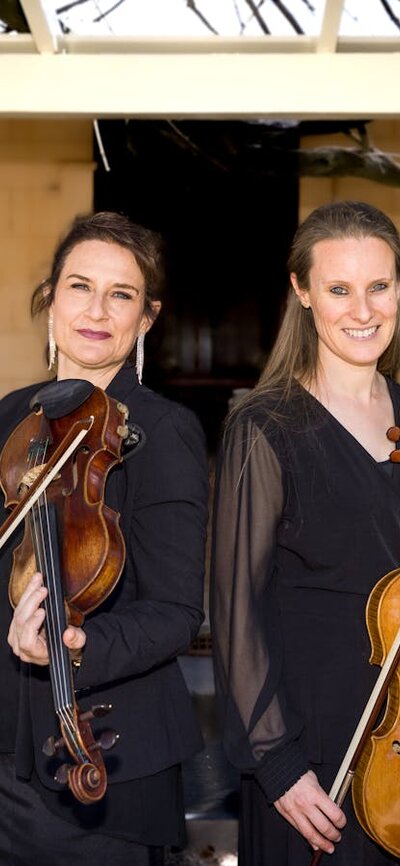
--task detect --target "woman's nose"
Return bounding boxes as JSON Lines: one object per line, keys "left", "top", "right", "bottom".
{"left": 87, "top": 292, "right": 107, "bottom": 318}
{"left": 350, "top": 293, "right": 373, "bottom": 322}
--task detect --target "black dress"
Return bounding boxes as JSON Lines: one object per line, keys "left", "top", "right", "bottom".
{"left": 0, "top": 365, "right": 208, "bottom": 860}
{"left": 211, "top": 380, "right": 400, "bottom": 865}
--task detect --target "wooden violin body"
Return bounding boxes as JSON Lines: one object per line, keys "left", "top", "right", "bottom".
{"left": 0, "top": 379, "right": 130, "bottom": 804}
{"left": 352, "top": 567, "right": 400, "bottom": 856}
{"left": 310, "top": 425, "right": 400, "bottom": 866}
{"left": 0, "top": 382, "right": 128, "bottom": 622}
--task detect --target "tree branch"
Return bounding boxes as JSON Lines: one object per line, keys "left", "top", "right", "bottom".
{"left": 379, "top": 0, "right": 400, "bottom": 31}
{"left": 297, "top": 145, "right": 400, "bottom": 186}
{"left": 270, "top": 0, "right": 304, "bottom": 34}
{"left": 243, "top": 0, "right": 270, "bottom": 34}
{"left": 185, "top": 0, "right": 219, "bottom": 35}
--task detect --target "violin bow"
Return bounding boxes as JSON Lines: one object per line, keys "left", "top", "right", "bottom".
{"left": 0, "top": 417, "right": 93, "bottom": 550}
{"left": 310, "top": 625, "right": 400, "bottom": 865}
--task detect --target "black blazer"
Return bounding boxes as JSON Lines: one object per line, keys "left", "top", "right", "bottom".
{"left": 0, "top": 365, "right": 208, "bottom": 790}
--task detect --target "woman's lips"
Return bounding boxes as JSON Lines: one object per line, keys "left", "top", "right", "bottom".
{"left": 77, "top": 329, "right": 111, "bottom": 340}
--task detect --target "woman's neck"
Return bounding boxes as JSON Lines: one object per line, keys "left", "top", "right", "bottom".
{"left": 309, "top": 353, "right": 382, "bottom": 407}
{"left": 56, "top": 360, "right": 125, "bottom": 391}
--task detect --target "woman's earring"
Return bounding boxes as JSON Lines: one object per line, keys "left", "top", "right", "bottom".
{"left": 136, "top": 333, "right": 145, "bottom": 384}
{"left": 48, "top": 312, "right": 57, "bottom": 371}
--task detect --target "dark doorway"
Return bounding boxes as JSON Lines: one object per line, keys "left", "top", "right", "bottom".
{"left": 94, "top": 119, "right": 299, "bottom": 450}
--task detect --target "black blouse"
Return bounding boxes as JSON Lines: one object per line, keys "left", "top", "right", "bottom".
{"left": 211, "top": 379, "right": 400, "bottom": 804}
{"left": 0, "top": 365, "right": 209, "bottom": 844}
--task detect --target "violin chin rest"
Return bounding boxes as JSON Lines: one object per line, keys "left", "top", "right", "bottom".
{"left": 29, "top": 379, "right": 95, "bottom": 419}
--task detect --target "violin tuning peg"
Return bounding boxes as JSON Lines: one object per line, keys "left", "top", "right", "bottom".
{"left": 91, "top": 729, "right": 119, "bottom": 751}
{"left": 42, "top": 734, "right": 65, "bottom": 756}
{"left": 390, "top": 449, "right": 400, "bottom": 463}
{"left": 117, "top": 425, "right": 129, "bottom": 439}
{"left": 54, "top": 764, "right": 70, "bottom": 786}
{"left": 79, "top": 703, "right": 112, "bottom": 722}
{"left": 117, "top": 402, "right": 129, "bottom": 419}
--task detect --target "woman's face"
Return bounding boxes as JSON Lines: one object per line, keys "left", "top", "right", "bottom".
{"left": 292, "top": 236, "right": 399, "bottom": 372}
{"left": 50, "top": 239, "right": 158, "bottom": 385}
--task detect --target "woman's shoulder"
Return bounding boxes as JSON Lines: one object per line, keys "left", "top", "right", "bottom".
{"left": 108, "top": 367, "right": 201, "bottom": 433}
{"left": 0, "top": 379, "right": 49, "bottom": 419}
{"left": 123, "top": 386, "right": 206, "bottom": 469}
{"left": 227, "top": 384, "right": 306, "bottom": 436}
{"left": 134, "top": 385, "right": 202, "bottom": 432}
{"left": 0, "top": 379, "right": 51, "bottom": 450}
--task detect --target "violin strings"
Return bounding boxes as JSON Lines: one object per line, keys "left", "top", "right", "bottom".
{"left": 28, "top": 439, "right": 86, "bottom": 761}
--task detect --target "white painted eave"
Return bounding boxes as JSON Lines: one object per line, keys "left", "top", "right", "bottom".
{"left": 1, "top": 33, "right": 400, "bottom": 54}
{"left": 0, "top": 50, "right": 399, "bottom": 119}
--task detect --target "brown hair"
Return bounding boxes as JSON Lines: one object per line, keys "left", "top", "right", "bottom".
{"left": 31, "top": 211, "right": 165, "bottom": 360}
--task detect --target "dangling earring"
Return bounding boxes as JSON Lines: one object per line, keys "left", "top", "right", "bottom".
{"left": 48, "top": 311, "right": 57, "bottom": 371}
{"left": 136, "top": 333, "right": 145, "bottom": 384}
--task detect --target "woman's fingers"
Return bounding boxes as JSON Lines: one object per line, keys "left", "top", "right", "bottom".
{"left": 63, "top": 625, "right": 86, "bottom": 653}
{"left": 7, "top": 572, "right": 49, "bottom": 665}
{"left": 8, "top": 573, "right": 87, "bottom": 667}
{"left": 274, "top": 770, "right": 346, "bottom": 854}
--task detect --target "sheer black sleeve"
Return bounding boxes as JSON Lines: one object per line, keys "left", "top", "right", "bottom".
{"left": 210, "top": 413, "right": 309, "bottom": 803}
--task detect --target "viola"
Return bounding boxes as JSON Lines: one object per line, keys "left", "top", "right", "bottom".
{"left": 351, "top": 565, "right": 400, "bottom": 855}
{"left": 310, "top": 424, "right": 400, "bottom": 864}
{"left": 0, "top": 379, "right": 131, "bottom": 804}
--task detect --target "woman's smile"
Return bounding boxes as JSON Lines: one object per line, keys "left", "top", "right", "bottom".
{"left": 342, "top": 326, "right": 379, "bottom": 339}
{"left": 76, "top": 328, "right": 112, "bottom": 340}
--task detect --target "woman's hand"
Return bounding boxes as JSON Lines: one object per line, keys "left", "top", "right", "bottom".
{"left": 7, "top": 572, "right": 86, "bottom": 666}
{"left": 274, "top": 770, "right": 346, "bottom": 855}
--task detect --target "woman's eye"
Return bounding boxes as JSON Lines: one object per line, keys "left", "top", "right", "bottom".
{"left": 71, "top": 282, "right": 89, "bottom": 291}
{"left": 330, "top": 285, "right": 348, "bottom": 295}
{"left": 113, "top": 291, "right": 133, "bottom": 300}
{"left": 371, "top": 282, "right": 388, "bottom": 292}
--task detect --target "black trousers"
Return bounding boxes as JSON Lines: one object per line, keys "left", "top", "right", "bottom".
{"left": 0, "top": 755, "right": 165, "bottom": 866}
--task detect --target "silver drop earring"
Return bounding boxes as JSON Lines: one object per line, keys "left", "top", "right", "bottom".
{"left": 136, "top": 333, "right": 145, "bottom": 384}
{"left": 48, "top": 312, "right": 57, "bottom": 371}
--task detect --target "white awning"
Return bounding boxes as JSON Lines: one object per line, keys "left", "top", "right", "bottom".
{"left": 0, "top": 0, "right": 399, "bottom": 118}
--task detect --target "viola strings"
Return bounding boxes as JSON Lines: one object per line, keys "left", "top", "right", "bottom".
{"left": 28, "top": 438, "right": 85, "bottom": 761}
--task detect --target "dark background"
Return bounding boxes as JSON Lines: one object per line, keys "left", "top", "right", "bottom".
{"left": 94, "top": 119, "right": 300, "bottom": 450}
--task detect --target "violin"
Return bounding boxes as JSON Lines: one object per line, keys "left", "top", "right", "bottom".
{"left": 0, "top": 379, "right": 131, "bottom": 805}
{"left": 352, "top": 564, "right": 400, "bottom": 855}
{"left": 311, "top": 425, "right": 400, "bottom": 863}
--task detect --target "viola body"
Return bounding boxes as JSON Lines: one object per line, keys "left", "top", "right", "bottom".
{"left": 352, "top": 567, "right": 400, "bottom": 856}
{"left": 0, "top": 380, "right": 129, "bottom": 804}
{"left": 0, "top": 384, "right": 127, "bottom": 623}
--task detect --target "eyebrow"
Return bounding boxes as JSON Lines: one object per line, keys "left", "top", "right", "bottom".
{"left": 66, "top": 273, "right": 139, "bottom": 291}
{"left": 324, "top": 275, "right": 394, "bottom": 284}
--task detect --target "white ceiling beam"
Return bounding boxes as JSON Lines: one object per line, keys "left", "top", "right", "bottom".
{"left": 0, "top": 34, "right": 399, "bottom": 55}
{"left": 19, "top": 0, "right": 60, "bottom": 53}
{"left": 0, "top": 51, "right": 399, "bottom": 118}
{"left": 317, "top": 0, "right": 346, "bottom": 53}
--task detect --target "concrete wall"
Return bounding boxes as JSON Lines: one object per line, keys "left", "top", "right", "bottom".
{"left": 0, "top": 120, "right": 93, "bottom": 397}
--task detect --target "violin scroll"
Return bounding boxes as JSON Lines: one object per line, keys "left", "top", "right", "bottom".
{"left": 0, "top": 380, "right": 133, "bottom": 806}
{"left": 43, "top": 703, "right": 119, "bottom": 804}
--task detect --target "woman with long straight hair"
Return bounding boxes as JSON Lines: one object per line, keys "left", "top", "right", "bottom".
{"left": 211, "top": 200, "right": 400, "bottom": 865}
